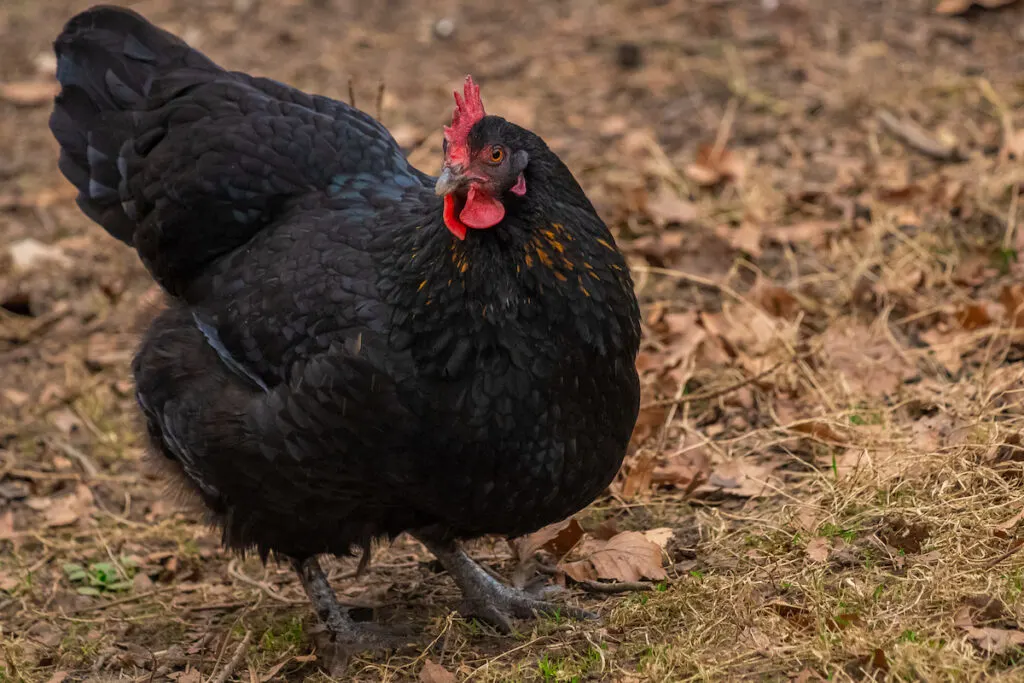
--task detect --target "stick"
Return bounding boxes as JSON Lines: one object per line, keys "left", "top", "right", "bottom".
{"left": 877, "top": 109, "right": 961, "bottom": 161}
{"left": 641, "top": 348, "right": 814, "bottom": 409}
{"left": 579, "top": 580, "right": 656, "bottom": 594}
{"left": 210, "top": 630, "right": 251, "bottom": 683}
{"left": 983, "top": 538, "right": 1024, "bottom": 570}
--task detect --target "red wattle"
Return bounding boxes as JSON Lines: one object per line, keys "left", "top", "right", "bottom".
{"left": 460, "top": 186, "right": 505, "bottom": 229}
{"left": 443, "top": 194, "right": 467, "bottom": 240}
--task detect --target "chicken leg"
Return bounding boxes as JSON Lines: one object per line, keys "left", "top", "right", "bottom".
{"left": 291, "top": 556, "right": 410, "bottom": 651}
{"left": 418, "top": 537, "right": 596, "bottom": 633}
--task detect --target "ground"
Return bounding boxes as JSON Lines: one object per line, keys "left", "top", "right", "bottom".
{"left": 1, "top": 0, "right": 1024, "bottom": 680}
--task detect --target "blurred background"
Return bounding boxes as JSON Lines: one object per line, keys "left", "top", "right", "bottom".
{"left": 2, "top": 1, "right": 1024, "bottom": 681}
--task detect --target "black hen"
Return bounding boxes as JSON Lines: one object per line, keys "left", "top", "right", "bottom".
{"left": 50, "top": 5, "right": 641, "bottom": 644}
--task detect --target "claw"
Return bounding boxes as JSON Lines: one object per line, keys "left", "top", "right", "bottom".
{"left": 417, "top": 536, "right": 597, "bottom": 633}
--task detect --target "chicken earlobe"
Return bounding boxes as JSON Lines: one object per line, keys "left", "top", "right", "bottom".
{"left": 417, "top": 537, "right": 596, "bottom": 633}
{"left": 291, "top": 556, "right": 414, "bottom": 652}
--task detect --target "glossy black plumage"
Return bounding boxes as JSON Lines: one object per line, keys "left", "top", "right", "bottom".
{"left": 50, "top": 5, "right": 640, "bottom": 630}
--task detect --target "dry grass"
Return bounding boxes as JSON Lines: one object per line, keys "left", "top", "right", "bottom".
{"left": 2, "top": 0, "right": 1024, "bottom": 681}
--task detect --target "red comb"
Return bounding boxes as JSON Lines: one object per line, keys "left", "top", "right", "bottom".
{"left": 443, "top": 76, "right": 485, "bottom": 164}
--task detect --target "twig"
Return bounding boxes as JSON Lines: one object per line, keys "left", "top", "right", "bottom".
{"left": 66, "top": 586, "right": 176, "bottom": 615}
{"left": 578, "top": 580, "right": 655, "bottom": 594}
{"left": 227, "top": 559, "right": 292, "bottom": 603}
{"left": 347, "top": 78, "right": 356, "bottom": 109}
{"left": 983, "top": 538, "right": 1024, "bottom": 570}
{"left": 641, "top": 348, "right": 814, "bottom": 409}
{"left": 978, "top": 77, "right": 1016, "bottom": 163}
{"left": 209, "top": 630, "right": 251, "bottom": 683}
{"left": 876, "top": 109, "right": 961, "bottom": 161}
{"left": 44, "top": 437, "right": 100, "bottom": 479}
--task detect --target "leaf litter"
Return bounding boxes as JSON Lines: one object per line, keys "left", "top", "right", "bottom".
{"left": 2, "top": 0, "right": 1024, "bottom": 681}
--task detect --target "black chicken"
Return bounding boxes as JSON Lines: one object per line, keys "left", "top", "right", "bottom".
{"left": 50, "top": 5, "right": 641, "bottom": 646}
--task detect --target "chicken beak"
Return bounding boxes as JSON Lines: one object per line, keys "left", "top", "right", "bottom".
{"left": 434, "top": 165, "right": 466, "bottom": 197}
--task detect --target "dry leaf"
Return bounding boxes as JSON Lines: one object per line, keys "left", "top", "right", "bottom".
{"left": 954, "top": 599, "right": 1024, "bottom": 654}
{"left": 0, "top": 571, "right": 20, "bottom": 593}
{"left": 620, "top": 451, "right": 657, "bottom": 498}
{"left": 43, "top": 484, "right": 94, "bottom": 528}
{"left": 419, "top": 660, "right": 457, "bottom": 683}
{"left": 558, "top": 531, "right": 667, "bottom": 583}
{"left": 1000, "top": 285, "right": 1024, "bottom": 328}
{"left": 763, "top": 221, "right": 841, "bottom": 248}
{"left": 44, "top": 673, "right": 68, "bottom": 683}
{"left": 514, "top": 517, "right": 585, "bottom": 563}
{"left": 642, "top": 528, "right": 675, "bottom": 549}
{"left": 821, "top": 323, "right": 917, "bottom": 399}
{"left": 0, "top": 510, "right": 14, "bottom": 539}
{"left": 696, "top": 459, "right": 781, "bottom": 498}
{"left": 685, "top": 143, "right": 745, "bottom": 186}
{"left": 806, "top": 537, "right": 831, "bottom": 563}
{"left": 644, "top": 185, "right": 698, "bottom": 226}
{"left": 0, "top": 80, "right": 58, "bottom": 106}
{"left": 651, "top": 437, "right": 711, "bottom": 495}
{"left": 936, "top": 0, "right": 1018, "bottom": 14}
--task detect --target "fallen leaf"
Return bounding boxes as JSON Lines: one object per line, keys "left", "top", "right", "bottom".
{"left": 685, "top": 143, "right": 746, "bottom": 186}
{"left": 559, "top": 531, "right": 667, "bottom": 583}
{"left": 642, "top": 528, "right": 675, "bottom": 549}
{"left": 620, "top": 451, "right": 657, "bottom": 498}
{"left": 0, "top": 510, "right": 14, "bottom": 539}
{"left": 806, "top": 537, "right": 831, "bottom": 563}
{"left": 919, "top": 328, "right": 964, "bottom": 374}
{"left": 44, "top": 673, "right": 68, "bottom": 683}
{"left": 419, "top": 660, "right": 457, "bottom": 683}
{"left": 0, "top": 80, "right": 58, "bottom": 106}
{"left": 954, "top": 598, "right": 1024, "bottom": 654}
{"left": 1000, "top": 285, "right": 1024, "bottom": 328}
{"left": 714, "top": 222, "right": 762, "bottom": 256}
{"left": 514, "top": 517, "right": 585, "bottom": 563}
{"left": 956, "top": 302, "right": 998, "bottom": 330}
{"left": 879, "top": 518, "right": 931, "bottom": 554}
{"left": 821, "top": 322, "right": 917, "bottom": 399}
{"left": 651, "top": 443, "right": 711, "bottom": 494}
{"left": 763, "top": 221, "right": 841, "bottom": 248}
{"left": 644, "top": 185, "right": 698, "bottom": 226}
{"left": 936, "top": 0, "right": 1018, "bottom": 14}
{"left": 43, "top": 484, "right": 94, "bottom": 528}
{"left": 0, "top": 571, "right": 20, "bottom": 593}
{"left": 696, "top": 459, "right": 781, "bottom": 498}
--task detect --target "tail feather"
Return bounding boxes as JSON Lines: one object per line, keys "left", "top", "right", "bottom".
{"left": 49, "top": 5, "right": 220, "bottom": 244}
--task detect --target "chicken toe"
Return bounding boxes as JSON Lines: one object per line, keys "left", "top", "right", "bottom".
{"left": 292, "top": 556, "right": 412, "bottom": 651}
{"left": 419, "top": 538, "right": 597, "bottom": 633}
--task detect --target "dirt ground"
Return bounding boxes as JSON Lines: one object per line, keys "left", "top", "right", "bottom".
{"left": 2, "top": 0, "right": 1024, "bottom": 680}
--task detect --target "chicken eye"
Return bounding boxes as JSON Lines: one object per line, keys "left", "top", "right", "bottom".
{"left": 488, "top": 146, "right": 504, "bottom": 164}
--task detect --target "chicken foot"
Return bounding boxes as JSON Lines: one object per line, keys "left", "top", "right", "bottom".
{"left": 291, "top": 556, "right": 411, "bottom": 651}
{"left": 419, "top": 537, "right": 597, "bottom": 633}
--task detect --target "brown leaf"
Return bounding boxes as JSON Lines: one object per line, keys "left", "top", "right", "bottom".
{"left": 620, "top": 452, "right": 657, "bottom": 499}
{"left": 0, "top": 80, "right": 58, "bottom": 106}
{"left": 936, "top": 0, "right": 1018, "bottom": 14}
{"left": 763, "top": 221, "right": 841, "bottom": 249}
{"left": 820, "top": 323, "right": 917, "bottom": 399}
{"left": 685, "top": 144, "right": 746, "bottom": 186}
{"left": 642, "top": 527, "right": 675, "bottom": 549}
{"left": 0, "top": 571, "right": 20, "bottom": 593}
{"left": 954, "top": 599, "right": 1024, "bottom": 654}
{"left": 644, "top": 185, "right": 698, "bottom": 226}
{"left": 879, "top": 518, "right": 931, "bottom": 554}
{"left": 514, "top": 517, "right": 585, "bottom": 563}
{"left": 956, "top": 302, "right": 998, "bottom": 330}
{"left": 419, "top": 660, "right": 457, "bottom": 683}
{"left": 696, "top": 459, "right": 781, "bottom": 498}
{"left": 805, "top": 537, "right": 831, "bottom": 563}
{"left": 0, "top": 510, "right": 14, "bottom": 539}
{"left": 714, "top": 222, "right": 762, "bottom": 256}
{"left": 44, "top": 673, "right": 69, "bottom": 683}
{"left": 1000, "top": 285, "right": 1024, "bottom": 328}
{"left": 919, "top": 328, "right": 964, "bottom": 374}
{"left": 558, "top": 531, "right": 667, "bottom": 583}
{"left": 651, "top": 434, "right": 711, "bottom": 495}
{"left": 43, "top": 484, "right": 94, "bottom": 528}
